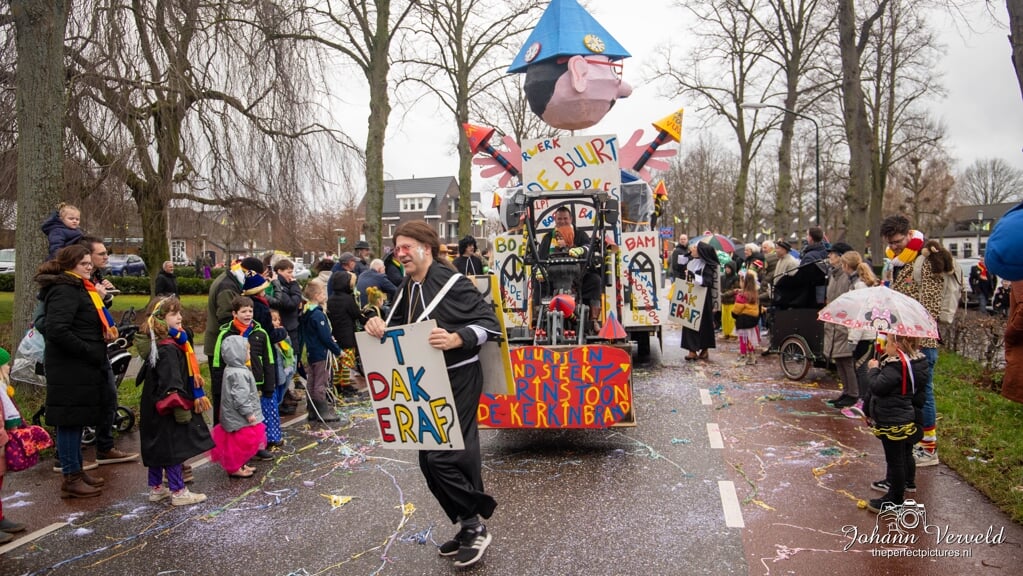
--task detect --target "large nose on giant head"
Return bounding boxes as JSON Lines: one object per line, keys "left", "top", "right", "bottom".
{"left": 617, "top": 79, "right": 633, "bottom": 99}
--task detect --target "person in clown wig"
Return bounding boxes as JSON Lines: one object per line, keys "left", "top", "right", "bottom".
{"left": 879, "top": 214, "right": 943, "bottom": 467}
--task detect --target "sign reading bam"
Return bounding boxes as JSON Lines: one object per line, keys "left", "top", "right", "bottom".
{"left": 356, "top": 320, "right": 463, "bottom": 450}
{"left": 620, "top": 231, "right": 663, "bottom": 328}
{"left": 521, "top": 135, "right": 621, "bottom": 198}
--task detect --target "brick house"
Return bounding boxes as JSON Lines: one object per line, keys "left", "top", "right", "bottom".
{"left": 357, "top": 176, "right": 484, "bottom": 247}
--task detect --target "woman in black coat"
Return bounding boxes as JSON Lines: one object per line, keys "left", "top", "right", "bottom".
{"left": 327, "top": 271, "right": 366, "bottom": 395}
{"left": 36, "top": 245, "right": 111, "bottom": 498}
{"left": 682, "top": 241, "right": 720, "bottom": 361}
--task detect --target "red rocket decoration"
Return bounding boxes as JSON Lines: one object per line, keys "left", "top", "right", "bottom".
{"left": 463, "top": 123, "right": 520, "bottom": 179}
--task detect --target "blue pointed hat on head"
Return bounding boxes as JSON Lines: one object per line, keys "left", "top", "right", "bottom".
{"left": 508, "top": 0, "right": 630, "bottom": 73}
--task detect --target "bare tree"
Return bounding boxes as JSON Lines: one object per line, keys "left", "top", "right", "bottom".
{"left": 271, "top": 0, "right": 417, "bottom": 256}
{"left": 737, "top": 0, "right": 834, "bottom": 238}
{"left": 956, "top": 157, "right": 1023, "bottom": 204}
{"left": 887, "top": 154, "right": 956, "bottom": 233}
{"left": 63, "top": 0, "right": 354, "bottom": 293}
{"left": 1007, "top": 0, "right": 1023, "bottom": 100}
{"left": 654, "top": 0, "right": 774, "bottom": 237}
{"left": 662, "top": 134, "right": 738, "bottom": 237}
{"left": 402, "top": 0, "right": 541, "bottom": 235}
{"left": 6, "top": 0, "right": 68, "bottom": 342}
{"left": 470, "top": 72, "right": 560, "bottom": 145}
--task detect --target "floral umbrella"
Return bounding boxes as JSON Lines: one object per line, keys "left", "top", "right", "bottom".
{"left": 817, "top": 285, "right": 938, "bottom": 339}
{"left": 689, "top": 233, "right": 735, "bottom": 254}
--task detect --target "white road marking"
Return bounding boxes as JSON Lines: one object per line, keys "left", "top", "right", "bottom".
{"left": 707, "top": 422, "right": 724, "bottom": 449}
{"left": 0, "top": 522, "right": 67, "bottom": 555}
{"left": 699, "top": 388, "right": 712, "bottom": 405}
{"left": 718, "top": 480, "right": 746, "bottom": 528}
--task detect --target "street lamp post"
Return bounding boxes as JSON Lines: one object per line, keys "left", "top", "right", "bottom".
{"left": 976, "top": 209, "right": 984, "bottom": 258}
{"left": 334, "top": 228, "right": 345, "bottom": 258}
{"left": 740, "top": 102, "right": 820, "bottom": 226}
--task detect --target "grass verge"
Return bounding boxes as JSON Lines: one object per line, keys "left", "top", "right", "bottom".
{"left": 935, "top": 351, "right": 1023, "bottom": 524}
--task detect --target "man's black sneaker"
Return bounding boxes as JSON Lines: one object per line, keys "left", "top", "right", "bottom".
{"left": 438, "top": 525, "right": 472, "bottom": 557}
{"left": 871, "top": 479, "right": 916, "bottom": 493}
{"left": 452, "top": 525, "right": 492, "bottom": 568}
{"left": 833, "top": 395, "right": 858, "bottom": 408}
{"left": 867, "top": 497, "right": 903, "bottom": 513}
{"left": 826, "top": 394, "right": 851, "bottom": 407}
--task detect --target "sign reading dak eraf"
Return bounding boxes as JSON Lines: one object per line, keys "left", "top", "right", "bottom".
{"left": 521, "top": 135, "right": 621, "bottom": 197}
{"left": 356, "top": 320, "right": 464, "bottom": 450}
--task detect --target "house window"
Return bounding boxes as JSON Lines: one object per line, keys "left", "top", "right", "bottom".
{"left": 447, "top": 223, "right": 458, "bottom": 239}
{"left": 964, "top": 244, "right": 973, "bottom": 258}
{"left": 948, "top": 243, "right": 958, "bottom": 257}
{"left": 449, "top": 198, "right": 457, "bottom": 215}
{"left": 980, "top": 241, "right": 986, "bottom": 256}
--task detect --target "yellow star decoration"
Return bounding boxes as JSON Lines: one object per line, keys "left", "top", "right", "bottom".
{"left": 398, "top": 502, "right": 416, "bottom": 517}
{"left": 322, "top": 494, "right": 354, "bottom": 509}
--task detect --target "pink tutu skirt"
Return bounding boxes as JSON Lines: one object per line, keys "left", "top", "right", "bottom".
{"left": 209, "top": 422, "right": 266, "bottom": 474}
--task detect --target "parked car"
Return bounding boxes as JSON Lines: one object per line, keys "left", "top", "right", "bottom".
{"left": 293, "top": 261, "right": 311, "bottom": 281}
{"left": 957, "top": 258, "right": 980, "bottom": 308}
{"left": 0, "top": 248, "right": 14, "bottom": 275}
{"left": 106, "top": 254, "right": 148, "bottom": 277}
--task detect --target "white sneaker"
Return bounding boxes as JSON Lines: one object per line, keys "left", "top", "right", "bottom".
{"left": 170, "top": 488, "right": 207, "bottom": 506}
{"left": 914, "top": 447, "right": 940, "bottom": 467}
{"left": 149, "top": 486, "right": 171, "bottom": 502}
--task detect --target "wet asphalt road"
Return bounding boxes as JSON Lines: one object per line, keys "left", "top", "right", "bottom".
{"left": 2, "top": 328, "right": 1022, "bottom": 575}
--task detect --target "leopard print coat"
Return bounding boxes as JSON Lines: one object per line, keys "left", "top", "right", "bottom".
{"left": 890, "top": 256, "right": 942, "bottom": 349}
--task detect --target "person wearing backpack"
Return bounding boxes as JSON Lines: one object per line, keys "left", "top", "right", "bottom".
{"left": 969, "top": 258, "right": 996, "bottom": 314}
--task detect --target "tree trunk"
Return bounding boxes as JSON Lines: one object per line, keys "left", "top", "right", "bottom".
{"left": 837, "top": 0, "right": 872, "bottom": 252}
{"left": 135, "top": 182, "right": 170, "bottom": 296}
{"left": 733, "top": 156, "right": 750, "bottom": 238}
{"left": 363, "top": 2, "right": 394, "bottom": 256}
{"left": 11, "top": 0, "right": 67, "bottom": 345}
{"left": 1009, "top": 0, "right": 1023, "bottom": 102}
{"left": 456, "top": 79, "right": 472, "bottom": 238}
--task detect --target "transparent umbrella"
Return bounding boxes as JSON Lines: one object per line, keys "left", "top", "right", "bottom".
{"left": 817, "top": 285, "right": 938, "bottom": 339}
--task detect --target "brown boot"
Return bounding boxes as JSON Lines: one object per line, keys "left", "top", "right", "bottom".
{"left": 61, "top": 472, "right": 103, "bottom": 499}
{"left": 81, "top": 470, "right": 106, "bottom": 488}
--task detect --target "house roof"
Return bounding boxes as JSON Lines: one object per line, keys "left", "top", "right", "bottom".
{"left": 381, "top": 176, "right": 458, "bottom": 213}
{"left": 941, "top": 202, "right": 1020, "bottom": 236}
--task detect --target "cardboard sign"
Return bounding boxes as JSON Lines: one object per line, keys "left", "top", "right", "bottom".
{"left": 668, "top": 279, "right": 708, "bottom": 331}
{"left": 492, "top": 232, "right": 530, "bottom": 328}
{"left": 356, "top": 320, "right": 464, "bottom": 451}
{"left": 521, "top": 134, "right": 622, "bottom": 198}
{"left": 478, "top": 345, "right": 634, "bottom": 429}
{"left": 620, "top": 231, "right": 663, "bottom": 328}
{"left": 469, "top": 274, "right": 515, "bottom": 396}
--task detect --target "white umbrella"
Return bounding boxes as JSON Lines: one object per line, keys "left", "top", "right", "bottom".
{"left": 817, "top": 285, "right": 938, "bottom": 339}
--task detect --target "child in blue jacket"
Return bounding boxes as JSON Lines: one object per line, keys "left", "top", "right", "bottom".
{"left": 299, "top": 280, "right": 341, "bottom": 423}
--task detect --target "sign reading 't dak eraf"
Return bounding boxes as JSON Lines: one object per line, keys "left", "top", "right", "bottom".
{"left": 356, "top": 320, "right": 463, "bottom": 450}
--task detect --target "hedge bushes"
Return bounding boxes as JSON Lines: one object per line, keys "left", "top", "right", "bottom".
{"left": 0, "top": 274, "right": 213, "bottom": 295}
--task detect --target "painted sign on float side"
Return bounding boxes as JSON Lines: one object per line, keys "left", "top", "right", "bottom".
{"left": 477, "top": 345, "right": 634, "bottom": 429}
{"left": 356, "top": 320, "right": 464, "bottom": 450}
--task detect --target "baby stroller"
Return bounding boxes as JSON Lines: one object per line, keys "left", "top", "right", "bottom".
{"left": 15, "top": 308, "right": 139, "bottom": 444}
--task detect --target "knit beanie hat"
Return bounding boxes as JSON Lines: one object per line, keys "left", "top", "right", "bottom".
{"left": 0, "top": 347, "right": 9, "bottom": 367}
{"left": 242, "top": 272, "right": 270, "bottom": 296}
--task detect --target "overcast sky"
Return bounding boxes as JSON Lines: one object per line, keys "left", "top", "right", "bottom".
{"left": 340, "top": 1, "right": 1022, "bottom": 190}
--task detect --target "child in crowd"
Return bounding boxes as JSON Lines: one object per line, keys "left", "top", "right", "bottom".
{"left": 731, "top": 271, "right": 761, "bottom": 365}
{"left": 41, "top": 202, "right": 84, "bottom": 260}
{"left": 719, "top": 261, "right": 739, "bottom": 340}
{"left": 209, "top": 335, "right": 266, "bottom": 478}
{"left": 862, "top": 333, "right": 930, "bottom": 513}
{"left": 268, "top": 309, "right": 296, "bottom": 441}
{"left": 300, "top": 280, "right": 341, "bottom": 423}
{"left": 137, "top": 297, "right": 213, "bottom": 506}
{"left": 327, "top": 271, "right": 366, "bottom": 398}
{"left": 0, "top": 348, "right": 28, "bottom": 542}
{"left": 993, "top": 280, "right": 1011, "bottom": 318}
{"left": 210, "top": 296, "right": 277, "bottom": 439}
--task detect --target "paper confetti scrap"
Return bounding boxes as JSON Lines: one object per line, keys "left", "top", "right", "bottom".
{"left": 321, "top": 494, "right": 354, "bottom": 509}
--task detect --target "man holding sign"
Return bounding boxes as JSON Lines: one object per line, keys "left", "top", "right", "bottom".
{"left": 363, "top": 221, "right": 501, "bottom": 569}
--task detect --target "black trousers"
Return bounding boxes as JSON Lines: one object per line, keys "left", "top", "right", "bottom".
{"left": 879, "top": 434, "right": 916, "bottom": 502}
{"left": 419, "top": 361, "right": 497, "bottom": 523}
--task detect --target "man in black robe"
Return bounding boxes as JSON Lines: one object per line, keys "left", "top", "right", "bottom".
{"left": 363, "top": 220, "right": 501, "bottom": 569}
